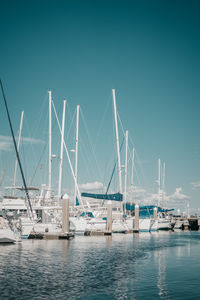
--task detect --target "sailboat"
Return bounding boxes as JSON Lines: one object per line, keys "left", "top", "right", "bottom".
{"left": 70, "top": 89, "right": 128, "bottom": 233}
{"left": 0, "top": 80, "right": 37, "bottom": 239}
{"left": 2, "top": 110, "right": 35, "bottom": 238}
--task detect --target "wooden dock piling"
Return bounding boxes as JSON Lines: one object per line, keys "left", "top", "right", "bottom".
{"left": 154, "top": 207, "right": 158, "bottom": 220}
{"left": 133, "top": 204, "right": 139, "bottom": 232}
{"left": 106, "top": 200, "right": 112, "bottom": 235}
{"left": 62, "top": 194, "right": 69, "bottom": 233}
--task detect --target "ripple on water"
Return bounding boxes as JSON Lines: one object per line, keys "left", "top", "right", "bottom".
{"left": 0, "top": 232, "right": 200, "bottom": 299}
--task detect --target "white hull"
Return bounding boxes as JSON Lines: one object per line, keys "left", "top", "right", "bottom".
{"left": 0, "top": 228, "right": 16, "bottom": 243}
{"left": 157, "top": 218, "right": 171, "bottom": 230}
{"left": 126, "top": 217, "right": 153, "bottom": 232}
{"left": 70, "top": 217, "right": 88, "bottom": 233}
{"left": 20, "top": 217, "right": 35, "bottom": 238}
{"left": 174, "top": 220, "right": 183, "bottom": 230}
{"left": 33, "top": 222, "right": 61, "bottom": 233}
{"left": 70, "top": 217, "right": 128, "bottom": 233}
{"left": 139, "top": 218, "right": 151, "bottom": 232}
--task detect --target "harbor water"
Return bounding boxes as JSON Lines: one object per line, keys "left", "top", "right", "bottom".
{"left": 0, "top": 231, "right": 200, "bottom": 299}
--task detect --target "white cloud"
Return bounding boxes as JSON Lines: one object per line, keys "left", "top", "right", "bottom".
{"left": 128, "top": 185, "right": 146, "bottom": 199}
{"left": 191, "top": 181, "right": 200, "bottom": 189}
{"left": 21, "top": 137, "right": 44, "bottom": 144}
{"left": 168, "top": 187, "right": 190, "bottom": 201}
{"left": 127, "top": 185, "right": 190, "bottom": 207}
{"left": 127, "top": 185, "right": 158, "bottom": 204}
{"left": 0, "top": 135, "right": 44, "bottom": 151}
{"left": 0, "top": 141, "right": 13, "bottom": 151}
{"left": 79, "top": 181, "right": 104, "bottom": 191}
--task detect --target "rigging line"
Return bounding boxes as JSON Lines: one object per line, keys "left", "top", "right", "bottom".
{"left": 28, "top": 93, "right": 50, "bottom": 186}
{"left": 78, "top": 137, "right": 93, "bottom": 180}
{"left": 117, "top": 128, "right": 142, "bottom": 197}
{"left": 117, "top": 110, "right": 126, "bottom": 137}
{"left": 128, "top": 133, "right": 150, "bottom": 189}
{"left": 106, "top": 136, "right": 125, "bottom": 194}
{"left": 101, "top": 103, "right": 116, "bottom": 188}
{"left": 29, "top": 142, "right": 48, "bottom": 186}
{"left": 79, "top": 107, "right": 100, "bottom": 172}
{"left": 52, "top": 100, "right": 85, "bottom": 209}
{"left": 66, "top": 108, "right": 76, "bottom": 142}
{"left": 22, "top": 114, "right": 44, "bottom": 186}
{"left": 79, "top": 107, "right": 102, "bottom": 180}
{"left": 66, "top": 101, "right": 75, "bottom": 138}
{"left": 0, "top": 80, "right": 33, "bottom": 217}
{"left": 93, "top": 94, "right": 112, "bottom": 150}
{"left": 0, "top": 159, "right": 9, "bottom": 186}
{"left": 21, "top": 136, "right": 28, "bottom": 185}
{"left": 51, "top": 97, "right": 62, "bottom": 150}
{"left": 102, "top": 137, "right": 125, "bottom": 206}
{"left": 32, "top": 92, "right": 48, "bottom": 139}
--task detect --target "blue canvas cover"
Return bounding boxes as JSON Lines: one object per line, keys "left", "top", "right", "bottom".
{"left": 81, "top": 192, "right": 123, "bottom": 202}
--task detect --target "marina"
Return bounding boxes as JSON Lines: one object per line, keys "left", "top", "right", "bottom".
{"left": 0, "top": 0, "right": 200, "bottom": 299}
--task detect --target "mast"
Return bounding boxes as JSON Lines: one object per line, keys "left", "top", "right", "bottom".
{"left": 124, "top": 130, "right": 128, "bottom": 207}
{"left": 162, "top": 162, "right": 165, "bottom": 204}
{"left": 74, "top": 105, "right": 80, "bottom": 206}
{"left": 131, "top": 147, "right": 135, "bottom": 186}
{"left": 13, "top": 110, "right": 24, "bottom": 190}
{"left": 131, "top": 147, "right": 135, "bottom": 203}
{"left": 58, "top": 100, "right": 66, "bottom": 199}
{"left": 112, "top": 89, "right": 122, "bottom": 194}
{"left": 48, "top": 91, "right": 52, "bottom": 199}
{"left": 0, "top": 80, "right": 33, "bottom": 218}
{"left": 158, "top": 158, "right": 161, "bottom": 207}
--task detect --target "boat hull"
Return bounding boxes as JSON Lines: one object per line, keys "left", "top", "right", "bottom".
{"left": 0, "top": 228, "right": 16, "bottom": 243}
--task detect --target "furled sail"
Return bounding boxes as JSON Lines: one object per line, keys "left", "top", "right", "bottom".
{"left": 81, "top": 192, "right": 123, "bottom": 202}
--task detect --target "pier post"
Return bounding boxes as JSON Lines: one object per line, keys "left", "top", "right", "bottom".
{"left": 154, "top": 207, "right": 158, "bottom": 220}
{"left": 62, "top": 194, "right": 69, "bottom": 233}
{"left": 134, "top": 204, "right": 139, "bottom": 232}
{"left": 0, "top": 217, "right": 4, "bottom": 228}
{"left": 106, "top": 200, "right": 112, "bottom": 234}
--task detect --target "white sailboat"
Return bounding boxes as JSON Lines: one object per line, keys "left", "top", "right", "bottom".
{"left": 2, "top": 107, "right": 35, "bottom": 238}
{"left": 69, "top": 89, "right": 129, "bottom": 234}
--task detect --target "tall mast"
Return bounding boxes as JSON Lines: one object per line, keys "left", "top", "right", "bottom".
{"left": 162, "top": 162, "right": 165, "bottom": 204}
{"left": 131, "top": 147, "right": 135, "bottom": 203}
{"left": 131, "top": 147, "right": 135, "bottom": 186}
{"left": 48, "top": 91, "right": 52, "bottom": 198}
{"left": 74, "top": 105, "right": 80, "bottom": 206}
{"left": 13, "top": 110, "right": 24, "bottom": 189}
{"left": 124, "top": 130, "right": 128, "bottom": 206}
{"left": 58, "top": 100, "right": 66, "bottom": 199}
{"left": 112, "top": 89, "right": 122, "bottom": 194}
{"left": 158, "top": 158, "right": 161, "bottom": 207}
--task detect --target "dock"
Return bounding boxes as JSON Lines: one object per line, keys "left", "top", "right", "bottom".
{"left": 29, "top": 232, "right": 74, "bottom": 240}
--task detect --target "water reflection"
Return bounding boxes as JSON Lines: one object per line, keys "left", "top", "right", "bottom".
{"left": 155, "top": 250, "right": 168, "bottom": 299}
{"left": 0, "top": 232, "right": 199, "bottom": 299}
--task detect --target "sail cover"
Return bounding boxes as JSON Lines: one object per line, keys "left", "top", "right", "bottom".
{"left": 125, "top": 204, "right": 174, "bottom": 213}
{"left": 81, "top": 192, "right": 123, "bottom": 202}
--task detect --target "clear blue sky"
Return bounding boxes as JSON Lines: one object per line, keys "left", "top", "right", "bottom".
{"left": 0, "top": 0, "right": 200, "bottom": 212}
